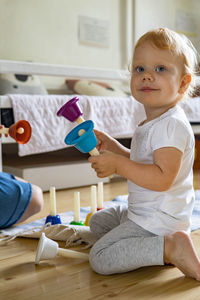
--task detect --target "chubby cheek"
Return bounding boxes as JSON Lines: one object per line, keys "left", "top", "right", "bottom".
{"left": 130, "top": 77, "right": 137, "bottom": 96}
{"left": 164, "top": 79, "right": 180, "bottom": 96}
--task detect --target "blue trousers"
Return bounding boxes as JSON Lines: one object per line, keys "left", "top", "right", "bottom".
{"left": 0, "top": 172, "right": 32, "bottom": 228}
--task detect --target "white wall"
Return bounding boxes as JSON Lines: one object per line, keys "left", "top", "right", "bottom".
{"left": 0, "top": 0, "right": 129, "bottom": 88}
{"left": 0, "top": 0, "right": 124, "bottom": 69}
{"left": 134, "top": 0, "right": 200, "bottom": 53}
{"left": 0, "top": 0, "right": 199, "bottom": 89}
{"left": 191, "top": 0, "right": 200, "bottom": 51}
{"left": 134, "top": 0, "right": 175, "bottom": 43}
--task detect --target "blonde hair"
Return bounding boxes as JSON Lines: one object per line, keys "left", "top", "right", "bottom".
{"left": 132, "top": 28, "right": 199, "bottom": 98}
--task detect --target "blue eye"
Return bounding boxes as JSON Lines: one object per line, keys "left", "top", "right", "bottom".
{"left": 155, "top": 66, "right": 166, "bottom": 72}
{"left": 135, "top": 66, "right": 145, "bottom": 73}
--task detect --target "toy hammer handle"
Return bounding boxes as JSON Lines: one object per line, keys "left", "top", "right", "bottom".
{"left": 57, "top": 248, "right": 89, "bottom": 260}
{"left": 89, "top": 147, "right": 113, "bottom": 178}
{"left": 0, "top": 126, "right": 24, "bottom": 135}
{"left": 78, "top": 127, "right": 114, "bottom": 178}
{"left": 89, "top": 148, "right": 100, "bottom": 156}
{"left": 0, "top": 127, "right": 9, "bottom": 135}
{"left": 76, "top": 116, "right": 85, "bottom": 124}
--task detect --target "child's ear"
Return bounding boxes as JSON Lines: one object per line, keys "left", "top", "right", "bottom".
{"left": 179, "top": 74, "right": 191, "bottom": 94}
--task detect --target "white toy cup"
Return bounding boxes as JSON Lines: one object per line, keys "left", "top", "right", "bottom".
{"left": 35, "top": 233, "right": 89, "bottom": 264}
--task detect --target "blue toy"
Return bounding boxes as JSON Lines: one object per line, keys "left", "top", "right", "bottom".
{"left": 45, "top": 187, "right": 62, "bottom": 225}
{"left": 65, "top": 120, "right": 99, "bottom": 156}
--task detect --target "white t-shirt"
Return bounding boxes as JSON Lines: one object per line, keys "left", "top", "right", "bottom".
{"left": 128, "top": 105, "right": 195, "bottom": 235}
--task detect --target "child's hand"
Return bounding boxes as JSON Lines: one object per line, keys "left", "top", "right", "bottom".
{"left": 94, "top": 129, "right": 124, "bottom": 154}
{"left": 94, "top": 129, "right": 114, "bottom": 152}
{"left": 0, "top": 125, "right": 8, "bottom": 138}
{"left": 89, "top": 150, "right": 117, "bottom": 178}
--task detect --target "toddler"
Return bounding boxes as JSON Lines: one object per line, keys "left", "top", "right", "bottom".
{"left": 88, "top": 28, "right": 200, "bottom": 280}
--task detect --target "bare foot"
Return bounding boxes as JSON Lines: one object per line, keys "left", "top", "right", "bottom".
{"left": 164, "top": 231, "right": 200, "bottom": 281}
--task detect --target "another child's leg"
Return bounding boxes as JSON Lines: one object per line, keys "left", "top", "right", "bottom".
{"left": 89, "top": 205, "right": 127, "bottom": 239}
{"left": 16, "top": 177, "right": 43, "bottom": 223}
{"left": 164, "top": 231, "right": 200, "bottom": 281}
{"left": 89, "top": 219, "right": 164, "bottom": 275}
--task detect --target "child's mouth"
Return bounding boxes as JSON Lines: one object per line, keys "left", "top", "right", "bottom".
{"left": 140, "top": 87, "right": 159, "bottom": 92}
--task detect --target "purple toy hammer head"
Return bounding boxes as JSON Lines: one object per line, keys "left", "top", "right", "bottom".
{"left": 57, "top": 97, "right": 83, "bottom": 122}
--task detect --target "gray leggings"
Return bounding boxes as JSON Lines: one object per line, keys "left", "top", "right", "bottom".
{"left": 89, "top": 205, "right": 164, "bottom": 275}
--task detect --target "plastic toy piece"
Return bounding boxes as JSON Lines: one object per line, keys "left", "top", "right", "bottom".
{"left": 84, "top": 212, "right": 92, "bottom": 227}
{"left": 85, "top": 185, "right": 97, "bottom": 226}
{"left": 65, "top": 120, "right": 99, "bottom": 156}
{"left": 45, "top": 187, "right": 62, "bottom": 225}
{"left": 70, "top": 191, "right": 84, "bottom": 226}
{"left": 97, "top": 182, "right": 104, "bottom": 210}
{"left": 0, "top": 120, "right": 32, "bottom": 144}
{"left": 57, "top": 97, "right": 98, "bottom": 155}
{"left": 35, "top": 233, "right": 89, "bottom": 264}
{"left": 70, "top": 220, "right": 85, "bottom": 225}
{"left": 57, "top": 97, "right": 84, "bottom": 124}
{"left": 58, "top": 98, "right": 113, "bottom": 177}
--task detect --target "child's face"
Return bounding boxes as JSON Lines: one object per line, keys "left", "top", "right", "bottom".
{"left": 130, "top": 41, "right": 186, "bottom": 112}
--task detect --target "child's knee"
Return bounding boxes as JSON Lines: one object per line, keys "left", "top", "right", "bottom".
{"left": 89, "top": 213, "right": 102, "bottom": 236}
{"left": 89, "top": 245, "right": 111, "bottom": 275}
{"left": 89, "top": 213, "right": 98, "bottom": 229}
{"left": 31, "top": 185, "right": 44, "bottom": 213}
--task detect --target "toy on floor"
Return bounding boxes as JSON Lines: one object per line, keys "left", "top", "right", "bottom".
{"left": 0, "top": 120, "right": 32, "bottom": 144}
{"left": 70, "top": 191, "right": 85, "bottom": 226}
{"left": 35, "top": 232, "right": 89, "bottom": 264}
{"left": 85, "top": 185, "right": 97, "bottom": 226}
{"left": 97, "top": 182, "right": 104, "bottom": 210}
{"left": 45, "top": 187, "right": 62, "bottom": 225}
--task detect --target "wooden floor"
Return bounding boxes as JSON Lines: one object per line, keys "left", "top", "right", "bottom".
{"left": 1, "top": 171, "right": 200, "bottom": 300}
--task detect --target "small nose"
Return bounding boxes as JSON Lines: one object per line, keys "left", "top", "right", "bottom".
{"left": 142, "top": 72, "right": 153, "bottom": 82}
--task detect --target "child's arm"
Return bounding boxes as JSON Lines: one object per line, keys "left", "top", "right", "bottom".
{"left": 94, "top": 129, "right": 130, "bottom": 158}
{"left": 89, "top": 146, "right": 183, "bottom": 192}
